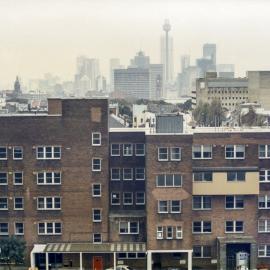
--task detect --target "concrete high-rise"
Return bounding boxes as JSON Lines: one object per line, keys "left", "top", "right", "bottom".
{"left": 130, "top": 51, "right": 150, "bottom": 69}
{"left": 110, "top": 58, "right": 123, "bottom": 93}
{"left": 181, "top": 55, "right": 190, "bottom": 72}
{"left": 203, "top": 43, "right": 216, "bottom": 66}
{"left": 160, "top": 20, "right": 174, "bottom": 83}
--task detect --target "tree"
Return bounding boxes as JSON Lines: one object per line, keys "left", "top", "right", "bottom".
{"left": 241, "top": 106, "right": 265, "bottom": 126}
{"left": 0, "top": 236, "right": 26, "bottom": 270}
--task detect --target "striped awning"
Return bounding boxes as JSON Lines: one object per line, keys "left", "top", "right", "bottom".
{"left": 44, "top": 242, "right": 146, "bottom": 253}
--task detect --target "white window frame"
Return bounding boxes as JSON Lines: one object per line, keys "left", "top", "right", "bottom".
{"left": 260, "top": 169, "right": 270, "bottom": 183}
{"left": 259, "top": 145, "right": 270, "bottom": 159}
{"left": 170, "top": 200, "right": 181, "bottom": 213}
{"left": 158, "top": 200, "right": 169, "bottom": 213}
{"left": 0, "top": 172, "right": 8, "bottom": 185}
{"left": 156, "top": 226, "right": 163, "bottom": 239}
{"left": 37, "top": 197, "right": 61, "bottom": 210}
{"left": 176, "top": 226, "right": 183, "bottom": 239}
{"left": 13, "top": 146, "right": 23, "bottom": 160}
{"left": 92, "top": 132, "right": 101, "bottom": 146}
{"left": 92, "top": 208, "right": 102, "bottom": 222}
{"left": 0, "top": 147, "right": 7, "bottom": 160}
{"left": 119, "top": 221, "right": 139, "bottom": 234}
{"left": 225, "top": 220, "right": 244, "bottom": 233}
{"left": 111, "top": 192, "right": 120, "bottom": 205}
{"left": 0, "top": 223, "right": 9, "bottom": 235}
{"left": 0, "top": 197, "right": 8, "bottom": 210}
{"left": 111, "top": 168, "right": 121, "bottom": 181}
{"left": 92, "top": 158, "right": 101, "bottom": 172}
{"left": 158, "top": 147, "right": 169, "bottom": 161}
{"left": 170, "top": 147, "right": 181, "bottom": 161}
{"left": 156, "top": 174, "right": 182, "bottom": 187}
{"left": 123, "top": 192, "right": 133, "bottom": 205}
{"left": 13, "top": 171, "right": 23, "bottom": 185}
{"left": 258, "top": 219, "right": 270, "bottom": 233}
{"left": 92, "top": 183, "right": 101, "bottom": 197}
{"left": 93, "top": 233, "right": 102, "bottom": 244}
{"left": 225, "top": 145, "right": 245, "bottom": 159}
{"left": 135, "top": 168, "right": 145, "bottom": 180}
{"left": 258, "top": 195, "right": 270, "bottom": 209}
{"left": 192, "top": 221, "right": 212, "bottom": 234}
{"left": 36, "top": 146, "right": 61, "bottom": 160}
{"left": 258, "top": 245, "right": 270, "bottom": 257}
{"left": 166, "top": 226, "right": 173, "bottom": 239}
{"left": 192, "top": 196, "right": 212, "bottom": 210}
{"left": 111, "top": 144, "right": 120, "bottom": 156}
{"left": 14, "top": 222, "right": 24, "bottom": 235}
{"left": 123, "top": 168, "right": 133, "bottom": 180}
{"left": 192, "top": 145, "right": 212, "bottom": 159}
{"left": 135, "top": 143, "right": 145, "bottom": 156}
{"left": 193, "top": 246, "right": 212, "bottom": 258}
{"left": 193, "top": 171, "right": 213, "bottom": 182}
{"left": 38, "top": 222, "right": 62, "bottom": 235}
{"left": 123, "top": 143, "right": 133, "bottom": 156}
{"left": 135, "top": 192, "right": 145, "bottom": 205}
{"left": 225, "top": 195, "right": 244, "bottom": 209}
{"left": 37, "top": 171, "right": 61, "bottom": 185}
{"left": 14, "top": 197, "right": 24, "bottom": 210}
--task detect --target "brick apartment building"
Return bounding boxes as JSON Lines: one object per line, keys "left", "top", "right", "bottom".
{"left": 0, "top": 98, "right": 270, "bottom": 270}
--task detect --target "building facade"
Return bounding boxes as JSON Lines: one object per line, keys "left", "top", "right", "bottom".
{"left": 0, "top": 98, "right": 270, "bottom": 270}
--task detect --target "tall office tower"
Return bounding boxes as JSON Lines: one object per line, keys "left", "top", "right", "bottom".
{"left": 13, "top": 76, "right": 22, "bottom": 97}
{"left": 181, "top": 55, "right": 190, "bottom": 72}
{"left": 74, "top": 56, "right": 100, "bottom": 96}
{"left": 110, "top": 58, "right": 123, "bottom": 93}
{"left": 203, "top": 43, "right": 216, "bottom": 66}
{"left": 160, "top": 20, "right": 174, "bottom": 84}
{"left": 130, "top": 51, "right": 150, "bottom": 69}
{"left": 149, "top": 64, "right": 163, "bottom": 100}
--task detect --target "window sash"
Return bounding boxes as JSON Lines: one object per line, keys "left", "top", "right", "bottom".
{"left": 135, "top": 144, "right": 145, "bottom": 156}
{"left": 0, "top": 147, "right": 7, "bottom": 159}
{"left": 111, "top": 144, "right": 120, "bottom": 156}
{"left": 13, "top": 147, "right": 23, "bottom": 159}
{"left": 158, "top": 147, "right": 168, "bottom": 161}
{"left": 123, "top": 144, "right": 133, "bottom": 156}
{"left": 92, "top": 133, "right": 101, "bottom": 146}
{"left": 0, "top": 172, "right": 8, "bottom": 185}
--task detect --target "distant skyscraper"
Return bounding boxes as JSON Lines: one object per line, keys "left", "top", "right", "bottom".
{"left": 74, "top": 56, "right": 100, "bottom": 96}
{"left": 217, "top": 64, "right": 235, "bottom": 78}
{"left": 110, "top": 58, "right": 123, "bottom": 93}
{"left": 181, "top": 55, "right": 190, "bottom": 72}
{"left": 203, "top": 43, "right": 216, "bottom": 66}
{"left": 130, "top": 51, "right": 150, "bottom": 68}
{"left": 160, "top": 20, "right": 174, "bottom": 83}
{"left": 13, "top": 76, "right": 21, "bottom": 97}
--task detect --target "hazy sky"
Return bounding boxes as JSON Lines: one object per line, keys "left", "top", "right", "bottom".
{"left": 0, "top": 0, "right": 270, "bottom": 88}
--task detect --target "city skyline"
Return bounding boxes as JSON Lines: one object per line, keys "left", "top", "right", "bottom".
{"left": 1, "top": 0, "right": 270, "bottom": 88}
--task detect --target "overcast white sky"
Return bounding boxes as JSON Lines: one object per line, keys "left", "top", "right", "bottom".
{"left": 0, "top": 0, "right": 270, "bottom": 88}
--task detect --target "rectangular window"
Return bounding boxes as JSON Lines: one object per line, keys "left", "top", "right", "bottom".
{"left": 258, "top": 195, "right": 270, "bottom": 209}
{"left": 13, "top": 172, "right": 23, "bottom": 185}
{"left": 14, "top": 223, "right": 24, "bottom": 235}
{"left": 0, "top": 147, "right": 7, "bottom": 160}
{"left": 14, "top": 197, "right": 24, "bottom": 210}
{"left": 193, "top": 196, "right": 212, "bottom": 210}
{"left": 93, "top": 233, "right": 102, "bottom": 243}
{"left": 171, "top": 200, "right": 181, "bottom": 213}
{"left": 37, "top": 172, "right": 61, "bottom": 185}
{"left": 123, "top": 168, "right": 133, "bottom": 180}
{"left": 156, "top": 226, "right": 163, "bottom": 239}
{"left": 135, "top": 168, "right": 145, "bottom": 180}
{"left": 111, "top": 192, "right": 120, "bottom": 205}
{"left": 123, "top": 144, "right": 133, "bottom": 156}
{"left": 192, "top": 221, "right": 212, "bottom": 234}
{"left": 135, "top": 192, "right": 145, "bottom": 205}
{"left": 123, "top": 192, "right": 133, "bottom": 205}
{"left": 156, "top": 174, "right": 182, "bottom": 187}
{"left": 166, "top": 226, "right": 173, "bottom": 239}
{"left": 0, "top": 223, "right": 8, "bottom": 235}
{"left": 227, "top": 171, "right": 245, "bottom": 181}
{"left": 0, "top": 198, "right": 8, "bottom": 210}
{"left": 258, "top": 219, "right": 270, "bottom": 233}
{"left": 192, "top": 145, "right": 212, "bottom": 159}
{"left": 92, "top": 184, "right": 101, "bottom": 197}
{"left": 259, "top": 145, "right": 270, "bottom": 159}
{"left": 111, "top": 144, "right": 120, "bottom": 156}
{"left": 111, "top": 168, "right": 121, "bottom": 180}
{"left": 225, "top": 196, "right": 244, "bottom": 209}
{"left": 193, "top": 246, "right": 211, "bottom": 258}
{"left": 258, "top": 245, "right": 270, "bottom": 257}
{"left": 36, "top": 146, "right": 61, "bottom": 159}
{"left": 0, "top": 172, "right": 8, "bottom": 185}
{"left": 193, "top": 172, "right": 212, "bottom": 182}
{"left": 176, "top": 226, "right": 183, "bottom": 239}
{"left": 119, "top": 221, "right": 139, "bottom": 234}
{"left": 135, "top": 143, "right": 145, "bottom": 156}
{"left": 225, "top": 221, "right": 244, "bottom": 233}
{"left": 92, "top": 132, "right": 101, "bottom": 146}
{"left": 92, "top": 209, "right": 102, "bottom": 222}
{"left": 158, "top": 147, "right": 168, "bottom": 161}
{"left": 158, "top": 200, "right": 169, "bottom": 213}
{"left": 260, "top": 169, "right": 270, "bottom": 182}
{"left": 170, "top": 147, "right": 181, "bottom": 161}
{"left": 38, "top": 222, "right": 62, "bottom": 235}
{"left": 225, "top": 145, "right": 245, "bottom": 159}
{"left": 37, "top": 197, "right": 61, "bottom": 210}
{"left": 92, "top": 158, "right": 101, "bottom": 171}
{"left": 13, "top": 146, "right": 23, "bottom": 160}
